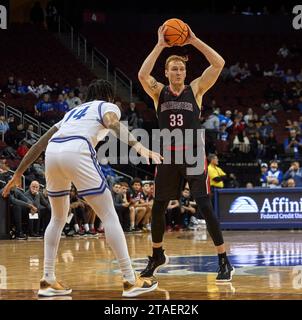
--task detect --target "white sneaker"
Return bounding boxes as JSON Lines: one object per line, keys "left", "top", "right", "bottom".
{"left": 38, "top": 280, "right": 72, "bottom": 297}
{"left": 122, "top": 274, "right": 158, "bottom": 298}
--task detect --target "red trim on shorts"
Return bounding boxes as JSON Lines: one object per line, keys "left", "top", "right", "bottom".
{"left": 204, "top": 156, "right": 211, "bottom": 195}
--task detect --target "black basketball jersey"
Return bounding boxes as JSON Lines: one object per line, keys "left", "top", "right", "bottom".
{"left": 156, "top": 85, "right": 202, "bottom": 150}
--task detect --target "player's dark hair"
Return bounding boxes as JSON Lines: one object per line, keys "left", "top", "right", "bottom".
{"left": 86, "top": 79, "right": 114, "bottom": 102}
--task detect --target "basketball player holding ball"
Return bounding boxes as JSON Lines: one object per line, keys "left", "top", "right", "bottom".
{"left": 138, "top": 21, "right": 234, "bottom": 281}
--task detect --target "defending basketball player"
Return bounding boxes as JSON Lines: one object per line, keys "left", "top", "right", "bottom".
{"left": 2, "top": 79, "right": 162, "bottom": 297}
{"left": 138, "top": 23, "right": 234, "bottom": 281}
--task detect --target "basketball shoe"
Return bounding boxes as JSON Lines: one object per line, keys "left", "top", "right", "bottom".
{"left": 216, "top": 263, "right": 235, "bottom": 282}
{"left": 140, "top": 251, "right": 169, "bottom": 277}
{"left": 122, "top": 274, "right": 158, "bottom": 297}
{"left": 38, "top": 280, "right": 72, "bottom": 297}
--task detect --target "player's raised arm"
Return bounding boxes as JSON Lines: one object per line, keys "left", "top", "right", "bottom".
{"left": 138, "top": 26, "right": 168, "bottom": 106}
{"left": 2, "top": 126, "right": 58, "bottom": 197}
{"left": 103, "top": 112, "right": 163, "bottom": 164}
{"left": 183, "top": 25, "right": 225, "bottom": 98}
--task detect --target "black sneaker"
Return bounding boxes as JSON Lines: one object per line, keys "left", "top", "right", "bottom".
{"left": 216, "top": 264, "right": 235, "bottom": 282}
{"left": 140, "top": 252, "right": 169, "bottom": 277}
{"left": 29, "top": 233, "right": 43, "bottom": 239}
{"left": 16, "top": 233, "right": 27, "bottom": 240}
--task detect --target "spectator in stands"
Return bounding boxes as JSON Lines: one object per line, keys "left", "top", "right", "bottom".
{"left": 229, "top": 62, "right": 241, "bottom": 79}
{"left": 284, "top": 129, "right": 302, "bottom": 159}
{"left": 271, "top": 99, "right": 284, "bottom": 112}
{"left": 259, "top": 163, "right": 268, "bottom": 187}
{"left": 129, "top": 178, "right": 145, "bottom": 232}
{"left": 16, "top": 141, "right": 29, "bottom": 158}
{"left": 114, "top": 100, "right": 126, "bottom": 121}
{"left": 0, "top": 116, "right": 10, "bottom": 137}
{"left": 52, "top": 82, "right": 61, "bottom": 95}
{"left": 25, "top": 124, "right": 38, "bottom": 146}
{"left": 62, "top": 83, "right": 71, "bottom": 95}
{"left": 232, "top": 131, "right": 250, "bottom": 156}
{"left": 260, "top": 110, "right": 277, "bottom": 124}
{"left": 283, "top": 69, "right": 296, "bottom": 84}
{"left": 35, "top": 93, "right": 54, "bottom": 116}
{"left": 10, "top": 124, "right": 26, "bottom": 149}
{"left": 239, "top": 62, "right": 251, "bottom": 82}
{"left": 140, "top": 182, "right": 153, "bottom": 231}
{"left": 112, "top": 182, "right": 130, "bottom": 231}
{"left": 66, "top": 90, "right": 82, "bottom": 110}
{"left": 2, "top": 76, "right": 16, "bottom": 95}
{"left": 245, "top": 120, "right": 257, "bottom": 137}
{"left": 266, "top": 160, "right": 283, "bottom": 188}
{"left": 283, "top": 161, "right": 302, "bottom": 187}
{"left": 259, "top": 119, "right": 273, "bottom": 139}
{"left": 252, "top": 63, "right": 263, "bottom": 77}
{"left": 25, "top": 181, "right": 50, "bottom": 237}
{"left": 55, "top": 94, "right": 69, "bottom": 113}
{"left": 218, "top": 110, "right": 233, "bottom": 129}
{"left": 246, "top": 182, "right": 254, "bottom": 189}
{"left": 285, "top": 178, "right": 296, "bottom": 188}
{"left": 249, "top": 131, "right": 264, "bottom": 158}
{"left": 203, "top": 109, "right": 220, "bottom": 132}
{"left": 272, "top": 63, "right": 284, "bottom": 78}
{"left": 28, "top": 80, "right": 40, "bottom": 98}
{"left": 179, "top": 187, "right": 196, "bottom": 230}
{"left": 16, "top": 79, "right": 28, "bottom": 95}
{"left": 231, "top": 115, "right": 245, "bottom": 135}
{"left": 217, "top": 123, "right": 229, "bottom": 141}
{"left": 31, "top": 156, "right": 46, "bottom": 185}
{"left": 126, "top": 102, "right": 143, "bottom": 130}
{"left": 292, "top": 121, "right": 301, "bottom": 135}
{"left": 2, "top": 145, "right": 19, "bottom": 160}
{"left": 75, "top": 78, "right": 88, "bottom": 97}
{"left": 0, "top": 160, "right": 13, "bottom": 188}
{"left": 7, "top": 115, "right": 17, "bottom": 131}
{"left": 244, "top": 108, "right": 258, "bottom": 124}
{"left": 9, "top": 186, "right": 38, "bottom": 240}
{"left": 37, "top": 79, "right": 52, "bottom": 96}
{"left": 120, "top": 182, "right": 131, "bottom": 231}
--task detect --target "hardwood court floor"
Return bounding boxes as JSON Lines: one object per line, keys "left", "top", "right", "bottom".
{"left": 1, "top": 229, "right": 302, "bottom": 300}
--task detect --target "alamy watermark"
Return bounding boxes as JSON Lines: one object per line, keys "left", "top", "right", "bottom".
{"left": 97, "top": 123, "right": 206, "bottom": 176}
{"left": 0, "top": 5, "right": 7, "bottom": 29}
{"left": 293, "top": 5, "right": 302, "bottom": 30}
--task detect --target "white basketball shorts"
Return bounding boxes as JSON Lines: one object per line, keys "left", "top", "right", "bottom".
{"left": 45, "top": 136, "right": 108, "bottom": 197}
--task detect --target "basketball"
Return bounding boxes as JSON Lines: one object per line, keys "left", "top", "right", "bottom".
{"left": 163, "top": 18, "right": 189, "bottom": 46}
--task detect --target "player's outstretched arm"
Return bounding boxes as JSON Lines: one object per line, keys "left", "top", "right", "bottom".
{"left": 103, "top": 112, "right": 163, "bottom": 165}
{"left": 138, "top": 25, "right": 168, "bottom": 105}
{"left": 2, "top": 126, "right": 58, "bottom": 197}
{"left": 183, "top": 25, "right": 225, "bottom": 96}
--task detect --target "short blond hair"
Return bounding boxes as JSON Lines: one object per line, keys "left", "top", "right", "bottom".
{"left": 165, "top": 55, "right": 188, "bottom": 70}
